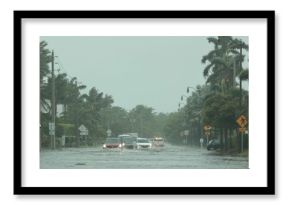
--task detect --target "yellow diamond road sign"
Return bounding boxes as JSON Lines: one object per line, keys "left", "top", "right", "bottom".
{"left": 236, "top": 115, "right": 247, "bottom": 128}
{"left": 204, "top": 125, "right": 212, "bottom": 131}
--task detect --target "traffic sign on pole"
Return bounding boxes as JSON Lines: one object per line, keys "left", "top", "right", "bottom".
{"left": 236, "top": 115, "right": 247, "bottom": 128}
{"left": 236, "top": 115, "right": 248, "bottom": 153}
{"left": 80, "top": 130, "right": 89, "bottom": 135}
{"left": 49, "top": 122, "right": 55, "bottom": 130}
{"left": 203, "top": 125, "right": 212, "bottom": 131}
{"left": 205, "top": 131, "right": 210, "bottom": 136}
{"left": 239, "top": 127, "right": 247, "bottom": 133}
{"left": 106, "top": 129, "right": 112, "bottom": 137}
{"left": 78, "top": 124, "right": 87, "bottom": 132}
{"left": 49, "top": 122, "right": 55, "bottom": 136}
{"left": 79, "top": 124, "right": 88, "bottom": 135}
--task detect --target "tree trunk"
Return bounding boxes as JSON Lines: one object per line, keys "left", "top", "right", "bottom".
{"left": 229, "top": 129, "right": 233, "bottom": 149}
{"left": 220, "top": 128, "right": 224, "bottom": 148}
{"left": 240, "top": 79, "right": 242, "bottom": 108}
{"left": 224, "top": 128, "right": 228, "bottom": 152}
{"left": 238, "top": 130, "right": 242, "bottom": 153}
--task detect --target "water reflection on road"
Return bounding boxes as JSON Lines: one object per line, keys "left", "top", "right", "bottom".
{"left": 40, "top": 144, "right": 248, "bottom": 169}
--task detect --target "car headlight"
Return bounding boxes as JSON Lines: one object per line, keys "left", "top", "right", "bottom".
{"left": 118, "top": 144, "right": 122, "bottom": 148}
{"left": 103, "top": 144, "right": 106, "bottom": 148}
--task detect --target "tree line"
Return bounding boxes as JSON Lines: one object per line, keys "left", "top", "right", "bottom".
{"left": 40, "top": 41, "right": 168, "bottom": 148}
{"left": 164, "top": 37, "right": 249, "bottom": 152}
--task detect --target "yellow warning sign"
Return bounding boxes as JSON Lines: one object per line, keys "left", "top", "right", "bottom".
{"left": 204, "top": 125, "right": 212, "bottom": 131}
{"left": 239, "top": 127, "right": 246, "bottom": 133}
{"left": 236, "top": 115, "right": 248, "bottom": 128}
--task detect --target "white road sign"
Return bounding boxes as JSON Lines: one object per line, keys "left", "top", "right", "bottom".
{"left": 49, "top": 122, "right": 55, "bottom": 131}
{"left": 80, "top": 130, "right": 89, "bottom": 135}
{"left": 106, "top": 129, "right": 112, "bottom": 137}
{"left": 78, "top": 124, "right": 88, "bottom": 132}
{"left": 79, "top": 124, "right": 88, "bottom": 135}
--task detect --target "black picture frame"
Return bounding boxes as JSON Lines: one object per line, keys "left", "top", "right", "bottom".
{"left": 14, "top": 10, "right": 275, "bottom": 195}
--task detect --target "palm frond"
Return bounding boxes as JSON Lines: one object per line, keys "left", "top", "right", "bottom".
{"left": 207, "top": 37, "right": 219, "bottom": 45}
{"left": 201, "top": 50, "right": 217, "bottom": 63}
{"left": 203, "top": 63, "right": 213, "bottom": 77}
{"left": 239, "top": 69, "right": 249, "bottom": 80}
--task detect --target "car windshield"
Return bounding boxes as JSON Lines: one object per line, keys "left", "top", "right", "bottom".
{"left": 105, "top": 138, "right": 120, "bottom": 144}
{"left": 123, "top": 137, "right": 135, "bottom": 143}
{"left": 137, "top": 138, "right": 149, "bottom": 143}
{"left": 118, "top": 135, "right": 130, "bottom": 138}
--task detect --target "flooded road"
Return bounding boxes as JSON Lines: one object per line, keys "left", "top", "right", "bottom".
{"left": 40, "top": 144, "right": 248, "bottom": 169}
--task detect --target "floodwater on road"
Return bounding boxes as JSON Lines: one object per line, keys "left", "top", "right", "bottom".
{"left": 40, "top": 144, "right": 248, "bottom": 169}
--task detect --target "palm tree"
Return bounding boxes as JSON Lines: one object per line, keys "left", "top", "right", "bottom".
{"left": 40, "top": 41, "right": 52, "bottom": 111}
{"left": 239, "top": 68, "right": 249, "bottom": 106}
{"left": 202, "top": 37, "right": 248, "bottom": 92}
{"left": 201, "top": 36, "right": 249, "bottom": 152}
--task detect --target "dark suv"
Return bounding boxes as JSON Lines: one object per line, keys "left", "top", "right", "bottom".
{"left": 122, "top": 136, "right": 137, "bottom": 149}
{"left": 207, "top": 139, "right": 222, "bottom": 150}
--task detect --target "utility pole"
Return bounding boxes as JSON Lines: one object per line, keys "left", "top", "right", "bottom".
{"left": 239, "top": 47, "right": 243, "bottom": 108}
{"left": 239, "top": 47, "right": 243, "bottom": 153}
{"left": 51, "top": 50, "right": 56, "bottom": 149}
{"left": 233, "top": 56, "right": 236, "bottom": 87}
{"left": 140, "top": 117, "right": 143, "bottom": 138}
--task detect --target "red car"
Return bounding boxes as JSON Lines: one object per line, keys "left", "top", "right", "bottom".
{"left": 103, "top": 138, "right": 123, "bottom": 149}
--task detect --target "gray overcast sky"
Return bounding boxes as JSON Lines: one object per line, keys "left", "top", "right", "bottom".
{"left": 41, "top": 36, "right": 248, "bottom": 113}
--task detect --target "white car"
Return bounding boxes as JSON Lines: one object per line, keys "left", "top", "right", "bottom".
{"left": 153, "top": 137, "right": 165, "bottom": 147}
{"left": 136, "top": 138, "right": 152, "bottom": 149}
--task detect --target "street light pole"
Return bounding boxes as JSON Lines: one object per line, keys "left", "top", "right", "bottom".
{"left": 140, "top": 117, "right": 143, "bottom": 137}
{"left": 129, "top": 119, "right": 133, "bottom": 132}
{"left": 51, "top": 50, "right": 56, "bottom": 149}
{"left": 178, "top": 102, "right": 185, "bottom": 111}
{"left": 187, "top": 86, "right": 194, "bottom": 93}
{"left": 239, "top": 47, "right": 243, "bottom": 108}
{"left": 181, "top": 95, "right": 187, "bottom": 101}
{"left": 233, "top": 56, "right": 236, "bottom": 87}
{"left": 187, "top": 85, "right": 203, "bottom": 145}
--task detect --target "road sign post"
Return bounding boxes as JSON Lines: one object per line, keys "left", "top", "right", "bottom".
{"left": 241, "top": 132, "right": 244, "bottom": 153}
{"left": 203, "top": 125, "right": 212, "bottom": 145}
{"left": 236, "top": 115, "right": 248, "bottom": 153}
{"left": 79, "top": 124, "right": 89, "bottom": 146}
{"left": 184, "top": 130, "right": 189, "bottom": 145}
{"left": 106, "top": 129, "right": 112, "bottom": 137}
{"left": 236, "top": 115, "right": 247, "bottom": 128}
{"left": 80, "top": 130, "right": 89, "bottom": 135}
{"left": 48, "top": 122, "right": 55, "bottom": 148}
{"left": 200, "top": 138, "right": 204, "bottom": 150}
